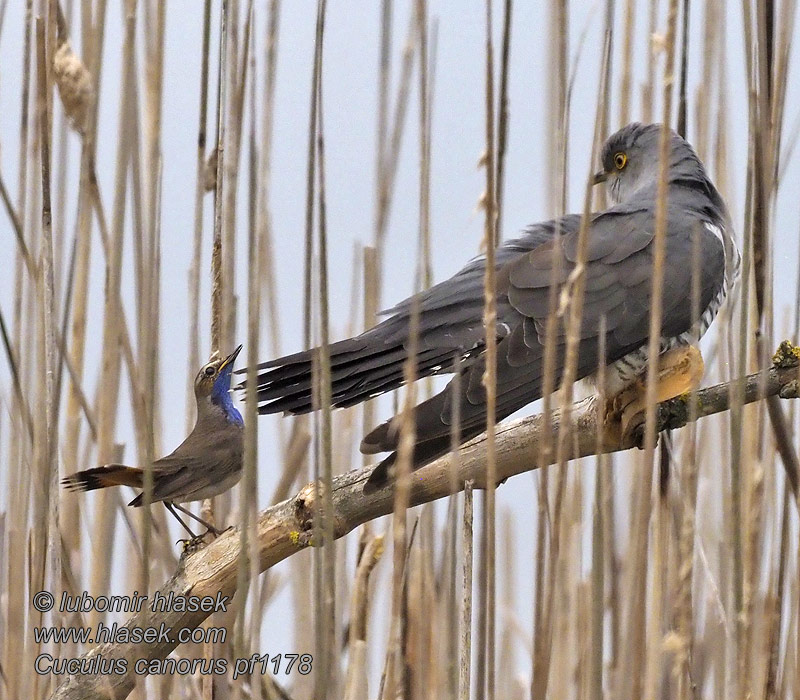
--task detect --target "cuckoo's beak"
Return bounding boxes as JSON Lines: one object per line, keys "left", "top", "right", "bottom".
{"left": 592, "top": 170, "right": 608, "bottom": 185}
{"left": 220, "top": 344, "right": 243, "bottom": 372}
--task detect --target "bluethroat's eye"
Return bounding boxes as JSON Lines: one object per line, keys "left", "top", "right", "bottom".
{"left": 205, "top": 366, "right": 215, "bottom": 377}
{"left": 613, "top": 152, "right": 627, "bottom": 170}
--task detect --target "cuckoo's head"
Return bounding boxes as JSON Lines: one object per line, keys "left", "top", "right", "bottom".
{"left": 593, "top": 122, "right": 703, "bottom": 205}
{"left": 195, "top": 344, "right": 244, "bottom": 425}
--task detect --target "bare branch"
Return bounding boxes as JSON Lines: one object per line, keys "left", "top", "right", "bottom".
{"left": 49, "top": 349, "right": 799, "bottom": 700}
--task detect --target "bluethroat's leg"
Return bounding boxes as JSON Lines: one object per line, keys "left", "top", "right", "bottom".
{"left": 170, "top": 501, "right": 224, "bottom": 536}
{"left": 164, "top": 502, "right": 199, "bottom": 538}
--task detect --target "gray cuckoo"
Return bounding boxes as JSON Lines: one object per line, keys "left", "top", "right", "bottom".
{"left": 244, "top": 123, "right": 740, "bottom": 489}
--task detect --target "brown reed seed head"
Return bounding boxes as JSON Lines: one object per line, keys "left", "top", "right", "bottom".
{"left": 53, "top": 39, "right": 93, "bottom": 134}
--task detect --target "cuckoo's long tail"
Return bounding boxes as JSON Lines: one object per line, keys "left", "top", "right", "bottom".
{"left": 242, "top": 330, "right": 464, "bottom": 416}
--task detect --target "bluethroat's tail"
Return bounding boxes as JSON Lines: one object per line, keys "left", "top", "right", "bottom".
{"left": 62, "top": 464, "right": 144, "bottom": 493}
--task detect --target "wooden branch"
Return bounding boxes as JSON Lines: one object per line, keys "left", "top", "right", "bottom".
{"left": 50, "top": 347, "right": 799, "bottom": 700}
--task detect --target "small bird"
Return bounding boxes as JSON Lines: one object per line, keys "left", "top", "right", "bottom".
{"left": 244, "top": 123, "right": 740, "bottom": 489}
{"left": 63, "top": 345, "right": 244, "bottom": 536}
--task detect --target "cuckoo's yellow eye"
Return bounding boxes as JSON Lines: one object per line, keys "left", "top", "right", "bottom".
{"left": 613, "top": 152, "right": 627, "bottom": 170}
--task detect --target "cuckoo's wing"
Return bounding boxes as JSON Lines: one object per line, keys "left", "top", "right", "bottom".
{"left": 363, "top": 203, "right": 726, "bottom": 488}
{"left": 242, "top": 216, "right": 582, "bottom": 414}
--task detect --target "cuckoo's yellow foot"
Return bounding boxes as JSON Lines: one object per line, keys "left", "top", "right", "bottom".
{"left": 603, "top": 345, "right": 705, "bottom": 448}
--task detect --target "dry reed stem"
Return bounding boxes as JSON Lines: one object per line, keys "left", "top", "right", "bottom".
{"left": 127, "top": 0, "right": 164, "bottom": 620}
{"left": 0, "top": 173, "right": 33, "bottom": 267}
{"left": 420, "top": 516, "right": 438, "bottom": 696}
{"left": 533, "top": 32, "right": 611, "bottom": 700}
{"left": 437, "top": 491, "right": 457, "bottom": 695}
{"left": 213, "top": 0, "right": 253, "bottom": 543}
{"left": 362, "top": 247, "right": 379, "bottom": 468}
{"left": 234, "top": 12, "right": 260, "bottom": 700}
{"left": 59, "top": 0, "right": 106, "bottom": 644}
{"left": 0, "top": 309, "right": 35, "bottom": 440}
{"left": 494, "top": 0, "right": 512, "bottom": 242}
{"left": 258, "top": 0, "right": 283, "bottom": 360}
{"left": 12, "top": 18, "right": 35, "bottom": 603}
{"left": 641, "top": 0, "right": 657, "bottom": 122}
{"left": 641, "top": 4, "right": 679, "bottom": 698}
{"left": 34, "top": 14, "right": 60, "bottom": 699}
{"left": 598, "top": 0, "right": 614, "bottom": 169}
{"left": 301, "top": 0, "right": 316, "bottom": 353}
{"left": 87, "top": 9, "right": 135, "bottom": 640}
{"left": 314, "top": 19, "right": 337, "bottom": 700}
{"left": 251, "top": 19, "right": 290, "bottom": 657}
{"left": 416, "top": 0, "right": 432, "bottom": 292}
{"left": 749, "top": 0, "right": 800, "bottom": 524}
{"left": 373, "top": 7, "right": 416, "bottom": 275}
{"left": 620, "top": 319, "right": 652, "bottom": 686}
{"left": 676, "top": 0, "right": 689, "bottom": 138}
{"left": 480, "top": 1, "right": 498, "bottom": 697}
{"left": 295, "top": 19, "right": 322, "bottom": 677}
{"left": 731, "top": 1, "right": 758, "bottom": 687}
{"left": 498, "top": 512, "right": 515, "bottom": 697}
{"left": 50, "top": 2, "right": 84, "bottom": 278}
{"left": 8, "top": 26, "right": 34, "bottom": 611}
{"left": 187, "top": 0, "right": 213, "bottom": 429}
{"left": 672, "top": 230, "right": 704, "bottom": 700}
{"left": 530, "top": 5, "right": 570, "bottom": 688}
{"left": 414, "top": 3, "right": 437, "bottom": 691}
{"left": 344, "top": 534, "right": 385, "bottom": 700}
{"left": 459, "top": 480, "right": 475, "bottom": 700}
{"left": 210, "top": 0, "right": 229, "bottom": 355}
{"left": 298, "top": 2, "right": 336, "bottom": 696}
{"left": 383, "top": 121, "right": 418, "bottom": 700}
{"left": 602, "top": 455, "right": 620, "bottom": 686}
{"left": 765, "top": 477, "right": 792, "bottom": 699}
{"left": 591, "top": 322, "right": 608, "bottom": 700}
{"left": 382, "top": 4, "right": 429, "bottom": 696}
{"left": 372, "top": 0, "right": 392, "bottom": 267}
{"left": 529, "top": 8, "right": 599, "bottom": 689}
{"left": 202, "top": 0, "right": 231, "bottom": 562}
{"left": 362, "top": 16, "right": 390, "bottom": 626}
{"left": 221, "top": 0, "right": 252, "bottom": 359}
{"left": 544, "top": 1, "right": 568, "bottom": 217}
{"left": 618, "top": 0, "right": 635, "bottom": 126}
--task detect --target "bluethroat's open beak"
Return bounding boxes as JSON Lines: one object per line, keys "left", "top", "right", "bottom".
{"left": 220, "top": 344, "right": 243, "bottom": 372}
